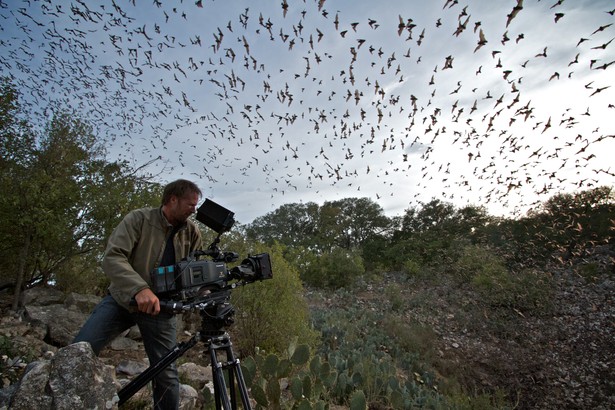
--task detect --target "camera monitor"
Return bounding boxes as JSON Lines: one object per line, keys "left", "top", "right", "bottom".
{"left": 196, "top": 199, "right": 235, "bottom": 234}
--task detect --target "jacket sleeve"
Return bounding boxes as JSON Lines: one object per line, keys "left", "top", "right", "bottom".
{"left": 102, "top": 211, "right": 150, "bottom": 299}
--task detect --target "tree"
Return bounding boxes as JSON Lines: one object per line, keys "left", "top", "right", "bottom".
{"left": 398, "top": 198, "right": 457, "bottom": 236}
{"left": 246, "top": 198, "right": 392, "bottom": 254}
{"left": 0, "top": 79, "right": 161, "bottom": 307}
{"left": 383, "top": 200, "right": 493, "bottom": 273}
{"left": 0, "top": 78, "right": 36, "bottom": 306}
{"left": 302, "top": 247, "right": 365, "bottom": 289}
{"left": 539, "top": 186, "right": 614, "bottom": 256}
{"left": 320, "top": 197, "right": 391, "bottom": 251}
{"left": 245, "top": 202, "right": 320, "bottom": 249}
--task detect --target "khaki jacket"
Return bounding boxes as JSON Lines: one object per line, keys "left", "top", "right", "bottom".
{"left": 103, "top": 207, "right": 202, "bottom": 309}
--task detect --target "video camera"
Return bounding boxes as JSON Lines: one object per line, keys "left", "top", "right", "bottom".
{"left": 150, "top": 199, "right": 272, "bottom": 309}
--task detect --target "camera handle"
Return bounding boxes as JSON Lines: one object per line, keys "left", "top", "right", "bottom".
{"left": 191, "top": 234, "right": 238, "bottom": 263}
{"left": 200, "top": 233, "right": 223, "bottom": 259}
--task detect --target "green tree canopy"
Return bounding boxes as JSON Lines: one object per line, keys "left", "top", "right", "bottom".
{"left": 320, "top": 197, "right": 391, "bottom": 251}
{"left": 0, "top": 78, "right": 161, "bottom": 307}
{"left": 246, "top": 197, "right": 391, "bottom": 254}
{"left": 245, "top": 202, "right": 320, "bottom": 249}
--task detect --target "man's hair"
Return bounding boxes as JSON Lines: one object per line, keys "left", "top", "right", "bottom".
{"left": 161, "top": 179, "right": 202, "bottom": 205}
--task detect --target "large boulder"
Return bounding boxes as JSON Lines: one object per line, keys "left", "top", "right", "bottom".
{"left": 8, "top": 342, "right": 119, "bottom": 409}
{"left": 178, "top": 362, "right": 212, "bottom": 390}
{"left": 64, "top": 292, "right": 101, "bottom": 314}
{"left": 24, "top": 304, "right": 89, "bottom": 346}
{"left": 21, "top": 287, "right": 65, "bottom": 307}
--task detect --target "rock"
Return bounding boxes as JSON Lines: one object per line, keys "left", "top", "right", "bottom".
{"left": 125, "top": 325, "right": 141, "bottom": 341}
{"left": 47, "top": 343, "right": 119, "bottom": 409}
{"left": 21, "top": 287, "right": 65, "bottom": 307}
{"left": 0, "top": 314, "right": 56, "bottom": 356}
{"left": 109, "top": 336, "right": 140, "bottom": 351}
{"left": 0, "top": 384, "right": 18, "bottom": 408}
{"left": 179, "top": 384, "right": 199, "bottom": 410}
{"left": 178, "top": 362, "right": 212, "bottom": 389}
{"left": 116, "top": 360, "right": 148, "bottom": 376}
{"left": 24, "top": 305, "right": 88, "bottom": 346}
{"left": 9, "top": 342, "right": 119, "bottom": 409}
{"left": 599, "top": 278, "right": 614, "bottom": 291}
{"left": 116, "top": 381, "right": 202, "bottom": 409}
{"left": 9, "top": 360, "right": 53, "bottom": 409}
{"left": 64, "top": 293, "right": 101, "bottom": 314}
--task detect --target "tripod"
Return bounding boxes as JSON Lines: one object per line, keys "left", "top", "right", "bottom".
{"left": 117, "top": 294, "right": 252, "bottom": 410}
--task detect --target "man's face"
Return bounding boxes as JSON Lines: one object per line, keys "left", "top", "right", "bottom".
{"left": 167, "top": 192, "right": 199, "bottom": 225}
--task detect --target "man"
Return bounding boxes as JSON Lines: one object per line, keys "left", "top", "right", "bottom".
{"left": 73, "top": 179, "right": 203, "bottom": 409}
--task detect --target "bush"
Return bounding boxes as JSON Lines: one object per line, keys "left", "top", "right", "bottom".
{"left": 231, "top": 243, "right": 319, "bottom": 357}
{"left": 403, "top": 258, "right": 422, "bottom": 277}
{"left": 0, "top": 335, "right": 37, "bottom": 385}
{"left": 53, "top": 255, "right": 109, "bottom": 296}
{"left": 384, "top": 283, "right": 406, "bottom": 312}
{"left": 382, "top": 314, "right": 438, "bottom": 364}
{"left": 455, "top": 245, "right": 552, "bottom": 313}
{"left": 302, "top": 248, "right": 365, "bottom": 289}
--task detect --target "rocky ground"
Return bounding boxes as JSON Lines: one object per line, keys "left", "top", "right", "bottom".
{"left": 1, "top": 246, "right": 613, "bottom": 409}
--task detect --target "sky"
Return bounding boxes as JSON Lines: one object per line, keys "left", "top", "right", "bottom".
{"left": 1, "top": 0, "right": 614, "bottom": 224}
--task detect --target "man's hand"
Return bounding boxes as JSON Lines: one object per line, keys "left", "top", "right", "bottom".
{"left": 134, "top": 288, "right": 160, "bottom": 315}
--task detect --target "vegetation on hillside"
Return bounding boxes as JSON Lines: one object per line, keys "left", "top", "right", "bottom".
{"left": 241, "top": 186, "right": 613, "bottom": 408}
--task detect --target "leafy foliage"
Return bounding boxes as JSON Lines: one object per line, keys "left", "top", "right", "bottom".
{"left": 454, "top": 244, "right": 553, "bottom": 313}
{"left": 231, "top": 243, "right": 319, "bottom": 357}
{"left": 0, "top": 335, "right": 37, "bottom": 385}
{"left": 0, "top": 78, "right": 162, "bottom": 304}
{"left": 302, "top": 247, "right": 365, "bottom": 289}
{"left": 246, "top": 197, "right": 392, "bottom": 254}
{"left": 245, "top": 202, "right": 320, "bottom": 249}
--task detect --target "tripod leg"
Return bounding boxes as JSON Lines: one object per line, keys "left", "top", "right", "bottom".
{"left": 225, "top": 346, "right": 252, "bottom": 409}
{"left": 228, "top": 365, "right": 236, "bottom": 408}
{"left": 210, "top": 345, "right": 233, "bottom": 410}
{"left": 118, "top": 336, "right": 198, "bottom": 406}
{"left": 207, "top": 334, "right": 252, "bottom": 410}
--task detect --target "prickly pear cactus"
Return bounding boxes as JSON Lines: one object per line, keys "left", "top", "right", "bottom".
{"left": 349, "top": 389, "right": 367, "bottom": 410}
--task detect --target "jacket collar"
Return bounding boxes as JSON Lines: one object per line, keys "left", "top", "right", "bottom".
{"left": 157, "top": 206, "right": 188, "bottom": 231}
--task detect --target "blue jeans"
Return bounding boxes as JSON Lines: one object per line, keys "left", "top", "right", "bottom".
{"left": 73, "top": 295, "right": 179, "bottom": 410}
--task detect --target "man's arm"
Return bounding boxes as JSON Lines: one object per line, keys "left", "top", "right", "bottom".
{"left": 103, "top": 211, "right": 159, "bottom": 314}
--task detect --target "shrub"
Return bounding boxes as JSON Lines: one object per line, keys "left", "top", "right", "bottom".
{"left": 403, "top": 258, "right": 422, "bottom": 277}
{"left": 0, "top": 335, "right": 37, "bottom": 385}
{"left": 384, "top": 283, "right": 406, "bottom": 312}
{"left": 302, "top": 248, "right": 365, "bottom": 289}
{"left": 53, "top": 256, "right": 109, "bottom": 296}
{"left": 455, "top": 245, "right": 553, "bottom": 313}
{"left": 382, "top": 314, "right": 438, "bottom": 364}
{"left": 231, "top": 243, "right": 319, "bottom": 357}
{"left": 577, "top": 262, "right": 600, "bottom": 282}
